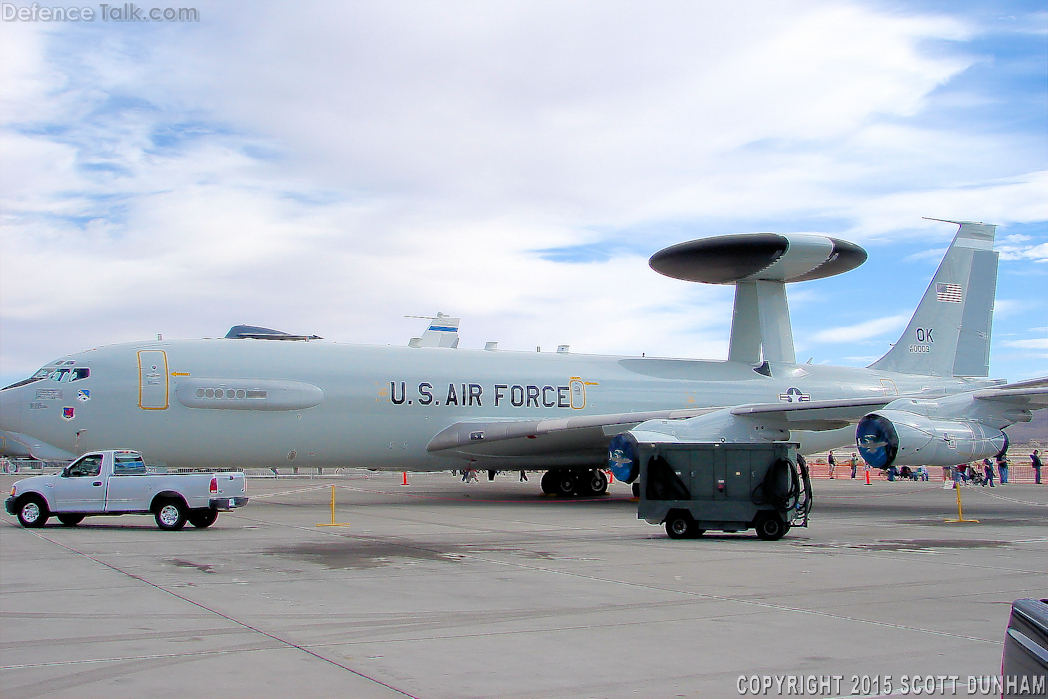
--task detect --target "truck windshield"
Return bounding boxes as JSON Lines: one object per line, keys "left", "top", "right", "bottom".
{"left": 113, "top": 454, "right": 147, "bottom": 475}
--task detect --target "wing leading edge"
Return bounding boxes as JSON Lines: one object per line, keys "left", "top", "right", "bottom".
{"left": 425, "top": 407, "right": 717, "bottom": 467}
{"left": 425, "top": 397, "right": 897, "bottom": 466}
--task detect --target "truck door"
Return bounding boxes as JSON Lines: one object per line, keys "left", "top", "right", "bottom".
{"left": 52, "top": 454, "right": 107, "bottom": 513}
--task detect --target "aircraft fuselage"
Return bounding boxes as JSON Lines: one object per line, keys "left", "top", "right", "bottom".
{"left": 0, "top": 339, "right": 996, "bottom": 470}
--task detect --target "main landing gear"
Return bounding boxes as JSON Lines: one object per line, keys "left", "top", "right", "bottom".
{"left": 539, "top": 469, "right": 609, "bottom": 497}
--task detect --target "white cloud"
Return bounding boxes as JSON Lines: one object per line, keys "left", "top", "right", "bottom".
{"left": 0, "top": 1, "right": 1046, "bottom": 384}
{"left": 809, "top": 314, "right": 910, "bottom": 344}
{"left": 1001, "top": 338, "right": 1048, "bottom": 350}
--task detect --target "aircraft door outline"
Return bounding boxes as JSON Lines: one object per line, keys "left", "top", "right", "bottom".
{"left": 138, "top": 350, "right": 169, "bottom": 410}
{"left": 569, "top": 378, "right": 586, "bottom": 409}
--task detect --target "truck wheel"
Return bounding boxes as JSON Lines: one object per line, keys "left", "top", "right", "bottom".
{"left": 17, "top": 496, "right": 49, "bottom": 528}
{"left": 188, "top": 509, "right": 218, "bottom": 529}
{"left": 754, "top": 513, "right": 787, "bottom": 541}
{"left": 155, "top": 499, "right": 188, "bottom": 531}
{"left": 665, "top": 510, "right": 695, "bottom": 539}
{"left": 58, "top": 514, "right": 85, "bottom": 527}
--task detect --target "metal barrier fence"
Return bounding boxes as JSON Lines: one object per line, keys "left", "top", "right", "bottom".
{"left": 803, "top": 459, "right": 1042, "bottom": 484}
{"left": 2, "top": 458, "right": 1042, "bottom": 484}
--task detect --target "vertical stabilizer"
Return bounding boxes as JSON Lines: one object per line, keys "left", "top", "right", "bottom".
{"left": 869, "top": 220, "right": 998, "bottom": 377}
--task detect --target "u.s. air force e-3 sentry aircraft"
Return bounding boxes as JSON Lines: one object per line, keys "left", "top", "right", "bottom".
{"left": 2, "top": 219, "right": 1045, "bottom": 496}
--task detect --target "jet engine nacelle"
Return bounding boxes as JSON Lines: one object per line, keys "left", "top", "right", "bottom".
{"left": 607, "top": 408, "right": 792, "bottom": 483}
{"left": 855, "top": 411, "right": 1007, "bottom": 469}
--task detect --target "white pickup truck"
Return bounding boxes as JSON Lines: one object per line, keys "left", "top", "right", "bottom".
{"left": 5, "top": 450, "right": 248, "bottom": 530}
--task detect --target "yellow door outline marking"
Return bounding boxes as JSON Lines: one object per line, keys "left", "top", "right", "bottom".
{"left": 138, "top": 350, "right": 169, "bottom": 410}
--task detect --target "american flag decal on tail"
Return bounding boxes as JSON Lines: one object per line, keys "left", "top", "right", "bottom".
{"left": 936, "top": 282, "right": 962, "bottom": 303}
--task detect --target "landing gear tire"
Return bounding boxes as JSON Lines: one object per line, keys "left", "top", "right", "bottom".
{"left": 540, "top": 471, "right": 557, "bottom": 495}
{"left": 58, "top": 514, "right": 85, "bottom": 527}
{"left": 580, "top": 469, "right": 608, "bottom": 496}
{"left": 754, "top": 512, "right": 788, "bottom": 541}
{"left": 17, "top": 496, "right": 49, "bottom": 528}
{"left": 553, "top": 471, "right": 577, "bottom": 496}
{"left": 665, "top": 510, "right": 697, "bottom": 539}
{"left": 188, "top": 509, "right": 218, "bottom": 529}
{"left": 154, "top": 499, "right": 188, "bottom": 531}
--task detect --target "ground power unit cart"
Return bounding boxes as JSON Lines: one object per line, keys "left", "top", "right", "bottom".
{"left": 611, "top": 437, "right": 812, "bottom": 540}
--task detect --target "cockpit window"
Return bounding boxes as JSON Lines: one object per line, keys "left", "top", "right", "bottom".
{"left": 1, "top": 368, "right": 54, "bottom": 391}
{"left": 50, "top": 367, "right": 90, "bottom": 383}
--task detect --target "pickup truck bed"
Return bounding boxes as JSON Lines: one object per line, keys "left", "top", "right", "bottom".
{"left": 6, "top": 450, "right": 248, "bottom": 530}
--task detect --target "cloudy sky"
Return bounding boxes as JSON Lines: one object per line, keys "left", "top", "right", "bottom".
{"left": 1, "top": 0, "right": 1046, "bottom": 388}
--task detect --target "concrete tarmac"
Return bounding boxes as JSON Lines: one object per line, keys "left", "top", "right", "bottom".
{"left": 1, "top": 472, "right": 1046, "bottom": 699}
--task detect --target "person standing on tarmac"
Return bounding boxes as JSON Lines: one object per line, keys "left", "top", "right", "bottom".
{"left": 850, "top": 453, "right": 858, "bottom": 479}
{"left": 997, "top": 453, "right": 1009, "bottom": 484}
{"left": 982, "top": 458, "right": 995, "bottom": 487}
{"left": 1032, "top": 450, "right": 1043, "bottom": 484}
{"left": 827, "top": 451, "right": 836, "bottom": 479}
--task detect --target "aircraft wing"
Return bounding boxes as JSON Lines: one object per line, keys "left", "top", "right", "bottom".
{"left": 972, "top": 377, "right": 1048, "bottom": 408}
{"left": 424, "top": 381, "right": 1048, "bottom": 468}
{"left": 425, "top": 407, "right": 717, "bottom": 467}
{"left": 728, "top": 396, "right": 901, "bottom": 430}
{"left": 424, "top": 396, "right": 895, "bottom": 466}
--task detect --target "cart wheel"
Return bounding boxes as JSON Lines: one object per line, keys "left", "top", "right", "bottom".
{"left": 665, "top": 511, "right": 695, "bottom": 539}
{"left": 754, "top": 512, "right": 788, "bottom": 541}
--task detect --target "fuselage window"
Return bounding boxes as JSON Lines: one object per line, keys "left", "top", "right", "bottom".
{"left": 193, "top": 387, "right": 267, "bottom": 400}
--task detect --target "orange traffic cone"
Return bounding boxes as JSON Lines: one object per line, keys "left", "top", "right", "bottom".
{"left": 401, "top": 471, "right": 409, "bottom": 486}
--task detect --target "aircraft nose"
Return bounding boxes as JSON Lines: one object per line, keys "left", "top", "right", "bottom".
{"left": 0, "top": 383, "right": 23, "bottom": 434}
